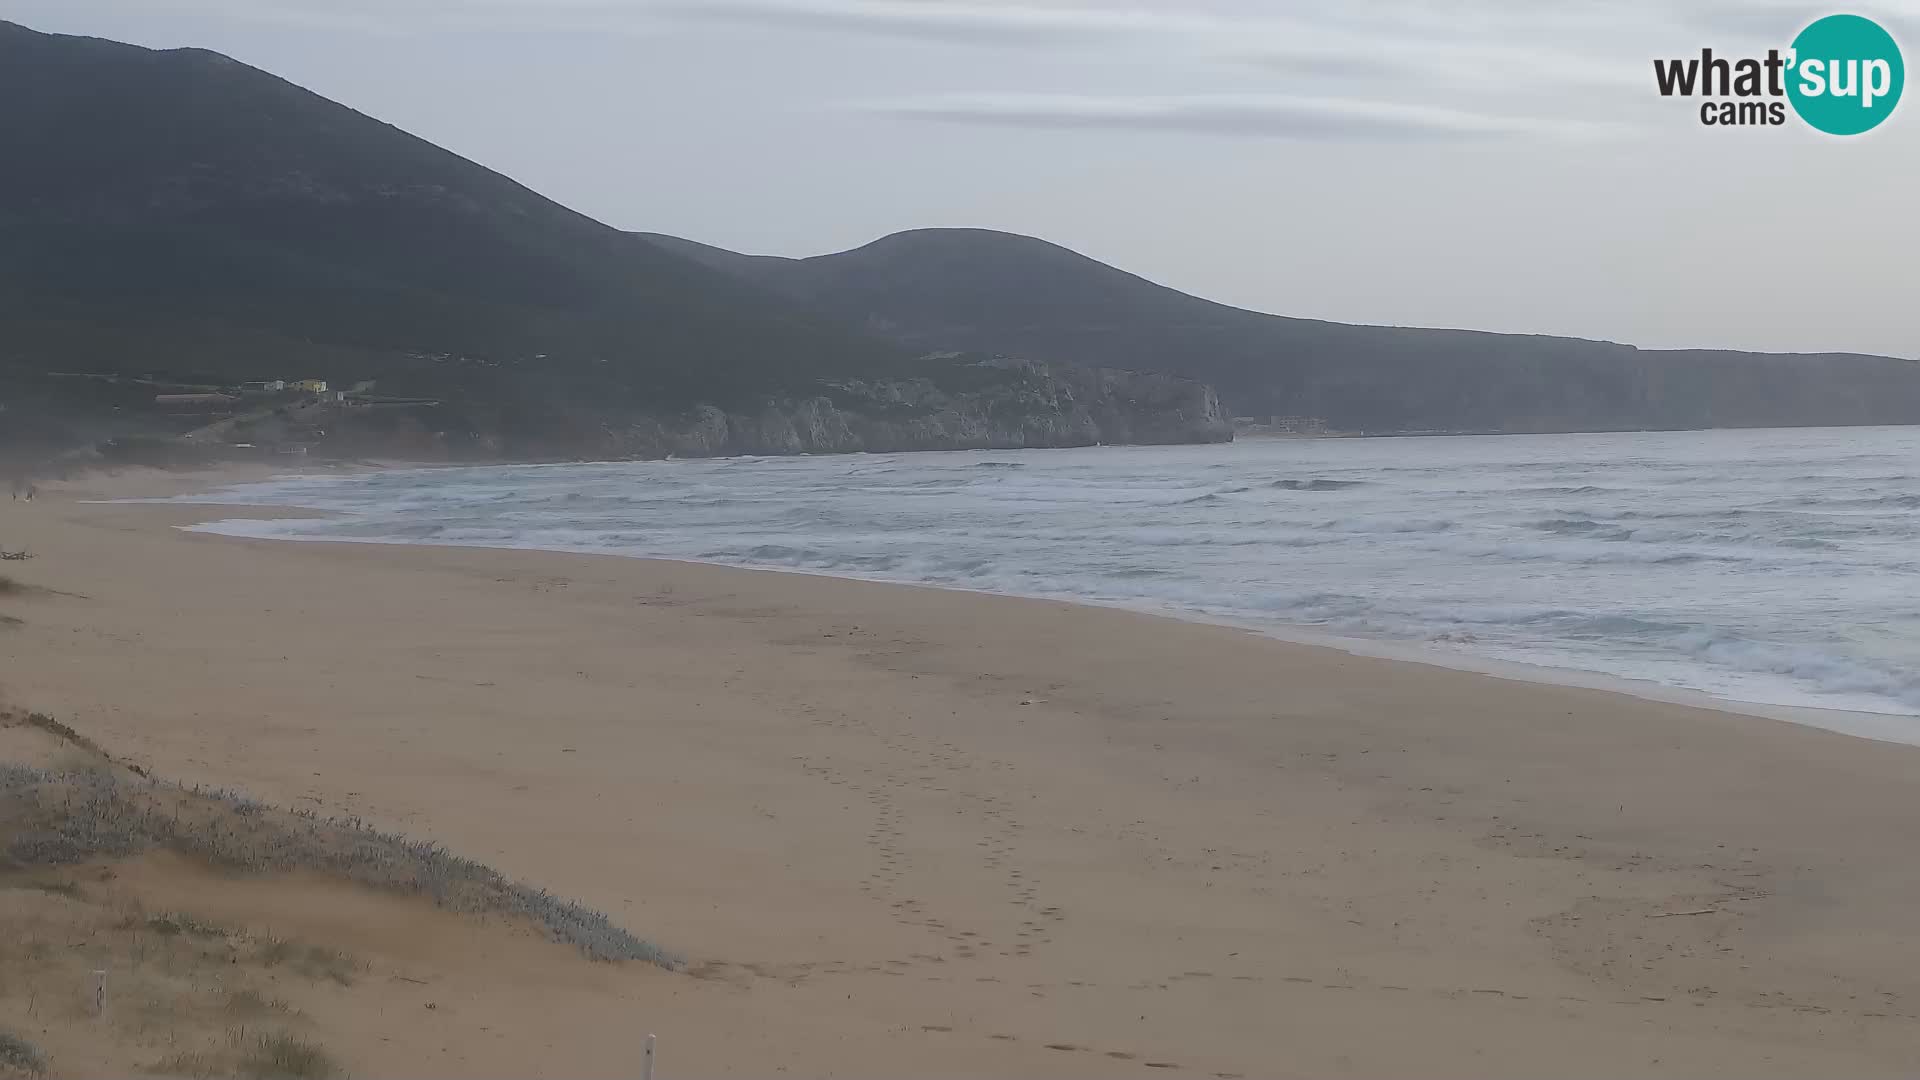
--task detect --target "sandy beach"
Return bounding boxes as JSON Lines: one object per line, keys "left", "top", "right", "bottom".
{"left": 7, "top": 464, "right": 1920, "bottom": 1078}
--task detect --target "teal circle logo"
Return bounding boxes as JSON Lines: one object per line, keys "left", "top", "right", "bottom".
{"left": 1787, "top": 14, "right": 1904, "bottom": 135}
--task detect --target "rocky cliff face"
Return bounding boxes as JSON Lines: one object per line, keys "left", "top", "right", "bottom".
{"left": 318, "top": 357, "right": 1232, "bottom": 461}
{"left": 548, "top": 359, "right": 1229, "bottom": 459}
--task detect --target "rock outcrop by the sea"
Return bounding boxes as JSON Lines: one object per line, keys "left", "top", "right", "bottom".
{"left": 628, "top": 361, "right": 1228, "bottom": 458}
{"left": 325, "top": 357, "right": 1232, "bottom": 461}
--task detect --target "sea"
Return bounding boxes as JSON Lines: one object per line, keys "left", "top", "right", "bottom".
{"left": 166, "top": 426, "right": 1920, "bottom": 736}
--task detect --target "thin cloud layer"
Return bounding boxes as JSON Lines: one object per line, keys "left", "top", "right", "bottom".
{"left": 859, "top": 92, "right": 1628, "bottom": 142}
{"left": 647, "top": 0, "right": 1740, "bottom": 139}
{"left": 655, "top": 0, "right": 1213, "bottom": 44}
{"left": 71, "top": 0, "right": 1920, "bottom": 39}
{"left": 37, "top": 0, "right": 1920, "bottom": 142}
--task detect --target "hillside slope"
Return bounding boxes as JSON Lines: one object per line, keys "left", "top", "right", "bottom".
{"left": 0, "top": 20, "right": 896, "bottom": 402}
{"left": 644, "top": 228, "right": 1920, "bottom": 434}
{"left": 0, "top": 21, "right": 1227, "bottom": 460}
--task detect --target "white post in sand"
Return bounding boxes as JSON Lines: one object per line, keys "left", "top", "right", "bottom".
{"left": 643, "top": 1033, "right": 656, "bottom": 1080}
{"left": 89, "top": 970, "right": 107, "bottom": 1017}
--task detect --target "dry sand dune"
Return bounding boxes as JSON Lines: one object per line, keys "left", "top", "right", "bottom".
{"left": 6, "top": 466, "right": 1920, "bottom": 1077}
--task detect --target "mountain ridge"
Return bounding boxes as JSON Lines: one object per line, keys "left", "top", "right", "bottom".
{"left": 641, "top": 226, "right": 1920, "bottom": 434}
{"left": 0, "top": 19, "right": 1229, "bottom": 460}
{"left": 652, "top": 227, "right": 1900, "bottom": 359}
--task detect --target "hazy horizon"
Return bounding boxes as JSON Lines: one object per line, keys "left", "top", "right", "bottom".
{"left": 8, "top": 1, "right": 1916, "bottom": 359}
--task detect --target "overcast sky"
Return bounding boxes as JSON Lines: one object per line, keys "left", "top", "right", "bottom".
{"left": 8, "top": 0, "right": 1917, "bottom": 357}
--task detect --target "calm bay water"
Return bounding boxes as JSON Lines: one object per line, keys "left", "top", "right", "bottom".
{"left": 173, "top": 427, "right": 1920, "bottom": 726}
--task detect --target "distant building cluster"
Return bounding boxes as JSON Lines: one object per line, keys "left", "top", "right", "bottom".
{"left": 1233, "top": 415, "right": 1331, "bottom": 436}
{"left": 155, "top": 393, "right": 237, "bottom": 410}
{"left": 1269, "top": 416, "right": 1328, "bottom": 435}
{"left": 154, "top": 378, "right": 334, "bottom": 408}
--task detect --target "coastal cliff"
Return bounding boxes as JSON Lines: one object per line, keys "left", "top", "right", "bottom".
{"left": 307, "top": 357, "right": 1232, "bottom": 462}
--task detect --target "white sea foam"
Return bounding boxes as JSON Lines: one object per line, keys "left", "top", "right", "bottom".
{"left": 163, "top": 427, "right": 1920, "bottom": 727}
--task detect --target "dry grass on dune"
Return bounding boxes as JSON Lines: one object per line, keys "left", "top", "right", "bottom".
{"left": 0, "top": 707, "right": 676, "bottom": 1078}
{"left": 1, "top": 889, "right": 344, "bottom": 1079}
{"left": 0, "top": 709, "right": 675, "bottom": 968}
{"left": 144, "top": 1030, "right": 340, "bottom": 1080}
{"left": 0, "top": 1029, "right": 49, "bottom": 1078}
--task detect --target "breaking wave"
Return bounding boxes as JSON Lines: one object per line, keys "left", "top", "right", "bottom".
{"left": 166, "top": 427, "right": 1920, "bottom": 727}
{"left": 1270, "top": 478, "right": 1369, "bottom": 490}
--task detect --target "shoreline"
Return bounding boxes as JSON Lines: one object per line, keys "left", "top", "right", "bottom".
{"left": 151, "top": 463, "right": 1917, "bottom": 748}
{"left": 185, "top": 514, "right": 1920, "bottom": 746}
{"left": 12, "top": 464, "right": 1920, "bottom": 1075}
